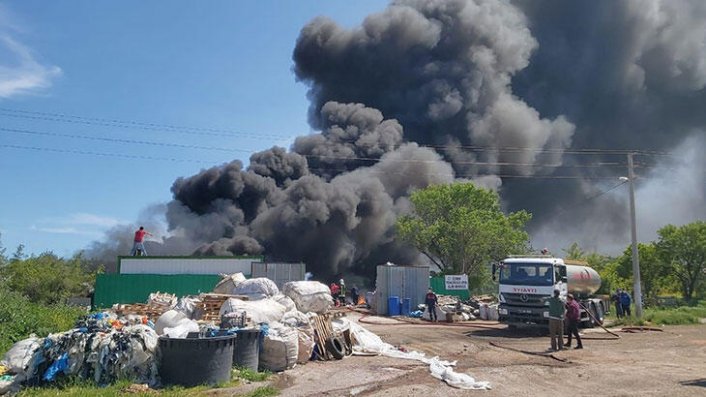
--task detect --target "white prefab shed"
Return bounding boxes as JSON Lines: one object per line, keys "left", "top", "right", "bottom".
{"left": 118, "top": 256, "right": 261, "bottom": 275}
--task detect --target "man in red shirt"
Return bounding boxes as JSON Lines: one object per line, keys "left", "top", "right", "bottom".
{"left": 130, "top": 226, "right": 152, "bottom": 256}
{"left": 565, "top": 294, "right": 583, "bottom": 349}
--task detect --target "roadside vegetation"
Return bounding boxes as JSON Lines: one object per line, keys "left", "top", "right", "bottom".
{"left": 16, "top": 374, "right": 278, "bottom": 397}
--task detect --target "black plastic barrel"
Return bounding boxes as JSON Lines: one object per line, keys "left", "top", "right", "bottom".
{"left": 233, "top": 329, "right": 260, "bottom": 371}
{"left": 159, "top": 335, "right": 236, "bottom": 387}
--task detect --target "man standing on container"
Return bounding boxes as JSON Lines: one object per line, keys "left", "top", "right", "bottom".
{"left": 425, "top": 288, "right": 438, "bottom": 322}
{"left": 130, "top": 226, "right": 152, "bottom": 256}
{"left": 547, "top": 289, "right": 565, "bottom": 351}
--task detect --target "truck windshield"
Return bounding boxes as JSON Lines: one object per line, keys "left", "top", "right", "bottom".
{"left": 499, "top": 263, "right": 554, "bottom": 286}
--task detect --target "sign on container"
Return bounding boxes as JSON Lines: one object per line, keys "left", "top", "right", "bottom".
{"left": 445, "top": 275, "right": 468, "bottom": 290}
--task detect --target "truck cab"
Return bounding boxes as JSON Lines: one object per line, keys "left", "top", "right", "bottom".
{"left": 494, "top": 256, "right": 605, "bottom": 328}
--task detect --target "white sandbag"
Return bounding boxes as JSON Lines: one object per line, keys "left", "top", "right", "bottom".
{"left": 213, "top": 272, "right": 247, "bottom": 294}
{"left": 281, "top": 281, "right": 332, "bottom": 314}
{"left": 259, "top": 323, "right": 298, "bottom": 372}
{"left": 147, "top": 292, "right": 177, "bottom": 308}
{"left": 155, "top": 310, "right": 188, "bottom": 335}
{"left": 163, "top": 318, "right": 199, "bottom": 338}
{"left": 220, "top": 298, "right": 286, "bottom": 325}
{"left": 479, "top": 304, "right": 488, "bottom": 320}
{"left": 233, "top": 278, "right": 280, "bottom": 300}
{"left": 422, "top": 306, "right": 447, "bottom": 322}
{"left": 2, "top": 337, "right": 42, "bottom": 376}
{"left": 296, "top": 330, "right": 314, "bottom": 364}
{"left": 273, "top": 294, "right": 297, "bottom": 313}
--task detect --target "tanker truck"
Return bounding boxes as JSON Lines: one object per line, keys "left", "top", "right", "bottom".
{"left": 492, "top": 256, "right": 607, "bottom": 328}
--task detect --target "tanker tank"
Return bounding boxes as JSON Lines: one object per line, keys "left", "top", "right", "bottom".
{"left": 565, "top": 264, "right": 601, "bottom": 296}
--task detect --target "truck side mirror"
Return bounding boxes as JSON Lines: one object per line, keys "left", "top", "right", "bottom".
{"left": 491, "top": 264, "right": 497, "bottom": 281}
{"left": 561, "top": 276, "right": 568, "bottom": 283}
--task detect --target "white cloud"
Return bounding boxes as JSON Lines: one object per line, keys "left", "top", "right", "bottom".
{"left": 67, "top": 213, "right": 124, "bottom": 228}
{"left": 31, "top": 213, "right": 128, "bottom": 236}
{"left": 0, "top": 8, "right": 61, "bottom": 98}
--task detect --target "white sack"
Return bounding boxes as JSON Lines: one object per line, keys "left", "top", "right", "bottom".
{"left": 430, "top": 358, "right": 491, "bottom": 390}
{"left": 479, "top": 304, "right": 488, "bottom": 320}
{"left": 422, "top": 306, "right": 447, "bottom": 322}
{"left": 220, "top": 298, "right": 286, "bottom": 325}
{"left": 213, "top": 272, "right": 247, "bottom": 294}
{"left": 281, "top": 281, "right": 332, "bottom": 314}
{"left": 2, "top": 337, "right": 42, "bottom": 376}
{"left": 486, "top": 304, "right": 499, "bottom": 321}
{"left": 281, "top": 311, "right": 312, "bottom": 329}
{"left": 173, "top": 297, "right": 199, "bottom": 319}
{"left": 273, "top": 294, "right": 297, "bottom": 313}
{"left": 296, "top": 330, "right": 314, "bottom": 364}
{"left": 155, "top": 310, "right": 188, "bottom": 335}
{"left": 259, "top": 323, "right": 298, "bottom": 372}
{"left": 163, "top": 318, "right": 199, "bottom": 339}
{"left": 233, "top": 278, "right": 280, "bottom": 300}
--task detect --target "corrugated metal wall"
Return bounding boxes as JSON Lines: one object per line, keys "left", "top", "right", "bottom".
{"left": 251, "top": 262, "right": 306, "bottom": 288}
{"left": 118, "top": 256, "right": 261, "bottom": 275}
{"left": 430, "top": 276, "right": 470, "bottom": 300}
{"left": 374, "top": 264, "right": 429, "bottom": 315}
{"left": 94, "top": 274, "right": 220, "bottom": 308}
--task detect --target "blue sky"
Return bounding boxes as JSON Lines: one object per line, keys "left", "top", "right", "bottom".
{"left": 0, "top": 0, "right": 388, "bottom": 257}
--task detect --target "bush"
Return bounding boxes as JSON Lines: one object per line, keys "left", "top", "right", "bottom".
{"left": 0, "top": 286, "right": 85, "bottom": 356}
{"left": 606, "top": 302, "right": 706, "bottom": 326}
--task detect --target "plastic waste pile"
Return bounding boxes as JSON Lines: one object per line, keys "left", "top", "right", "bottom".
{"left": 0, "top": 313, "right": 158, "bottom": 394}
{"left": 418, "top": 294, "right": 497, "bottom": 322}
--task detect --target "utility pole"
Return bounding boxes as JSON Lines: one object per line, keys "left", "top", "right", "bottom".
{"left": 627, "top": 153, "right": 643, "bottom": 318}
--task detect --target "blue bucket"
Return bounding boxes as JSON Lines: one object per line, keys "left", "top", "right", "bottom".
{"left": 388, "top": 296, "right": 400, "bottom": 316}
{"left": 401, "top": 298, "right": 411, "bottom": 316}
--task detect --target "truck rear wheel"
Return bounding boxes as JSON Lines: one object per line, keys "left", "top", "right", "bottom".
{"left": 586, "top": 303, "right": 598, "bottom": 328}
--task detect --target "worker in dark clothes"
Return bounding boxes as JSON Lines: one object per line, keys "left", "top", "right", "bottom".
{"left": 620, "top": 290, "right": 632, "bottom": 317}
{"left": 611, "top": 290, "right": 623, "bottom": 318}
{"left": 350, "top": 285, "right": 359, "bottom": 306}
{"left": 425, "top": 289, "right": 438, "bottom": 322}
{"left": 565, "top": 294, "right": 583, "bottom": 349}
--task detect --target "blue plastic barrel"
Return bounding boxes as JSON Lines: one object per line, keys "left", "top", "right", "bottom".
{"left": 401, "top": 298, "right": 411, "bottom": 316}
{"left": 388, "top": 296, "right": 400, "bottom": 316}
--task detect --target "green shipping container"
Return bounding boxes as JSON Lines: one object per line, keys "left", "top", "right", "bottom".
{"left": 94, "top": 274, "right": 221, "bottom": 308}
{"left": 430, "top": 276, "right": 470, "bottom": 300}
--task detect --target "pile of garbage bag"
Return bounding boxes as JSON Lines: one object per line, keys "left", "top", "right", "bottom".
{"left": 1, "top": 315, "right": 158, "bottom": 394}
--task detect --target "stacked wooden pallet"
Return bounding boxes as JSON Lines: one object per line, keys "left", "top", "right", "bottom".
{"left": 114, "top": 303, "right": 167, "bottom": 320}
{"left": 197, "top": 293, "right": 249, "bottom": 322}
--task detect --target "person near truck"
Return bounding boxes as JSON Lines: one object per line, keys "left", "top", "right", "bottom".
{"left": 130, "top": 226, "right": 152, "bottom": 256}
{"left": 620, "top": 290, "right": 632, "bottom": 317}
{"left": 611, "top": 290, "right": 624, "bottom": 318}
{"left": 565, "top": 294, "right": 583, "bottom": 349}
{"left": 547, "top": 289, "right": 565, "bottom": 351}
{"left": 425, "top": 289, "right": 439, "bottom": 322}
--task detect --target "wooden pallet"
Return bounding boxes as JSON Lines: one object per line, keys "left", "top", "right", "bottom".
{"left": 115, "top": 303, "right": 167, "bottom": 320}
{"left": 197, "top": 293, "right": 250, "bottom": 323}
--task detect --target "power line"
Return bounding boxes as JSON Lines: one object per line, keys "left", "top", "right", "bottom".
{"left": 0, "top": 144, "right": 210, "bottom": 164}
{"left": 0, "top": 108, "right": 290, "bottom": 140}
{"left": 0, "top": 127, "right": 254, "bottom": 154}
{"left": 426, "top": 144, "right": 673, "bottom": 157}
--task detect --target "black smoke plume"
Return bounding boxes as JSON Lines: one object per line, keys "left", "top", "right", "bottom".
{"left": 89, "top": 0, "right": 706, "bottom": 275}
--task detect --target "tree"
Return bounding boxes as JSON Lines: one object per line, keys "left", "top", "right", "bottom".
{"left": 0, "top": 251, "right": 95, "bottom": 305}
{"left": 656, "top": 221, "right": 706, "bottom": 301}
{"left": 396, "top": 182, "right": 531, "bottom": 287}
{"left": 615, "top": 243, "right": 673, "bottom": 303}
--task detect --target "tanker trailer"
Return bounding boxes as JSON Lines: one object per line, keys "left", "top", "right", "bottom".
{"left": 492, "top": 256, "right": 607, "bottom": 328}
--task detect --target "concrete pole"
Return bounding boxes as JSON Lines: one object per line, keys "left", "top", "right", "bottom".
{"left": 627, "top": 153, "right": 643, "bottom": 318}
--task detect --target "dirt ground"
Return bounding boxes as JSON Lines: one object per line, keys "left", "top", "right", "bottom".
{"left": 261, "top": 311, "right": 706, "bottom": 397}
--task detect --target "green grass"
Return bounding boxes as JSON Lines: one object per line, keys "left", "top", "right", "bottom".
{"left": 243, "top": 386, "right": 279, "bottom": 397}
{"left": 233, "top": 367, "right": 270, "bottom": 382}
{"left": 15, "top": 366, "right": 275, "bottom": 396}
{"left": 606, "top": 302, "right": 706, "bottom": 326}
